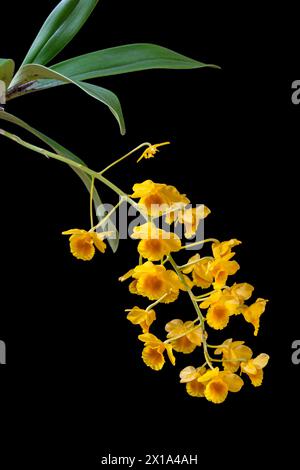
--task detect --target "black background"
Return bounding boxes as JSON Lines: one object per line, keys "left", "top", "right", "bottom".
{"left": 1, "top": 0, "right": 299, "bottom": 467}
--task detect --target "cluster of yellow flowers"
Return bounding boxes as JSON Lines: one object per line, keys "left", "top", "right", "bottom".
{"left": 62, "top": 142, "right": 269, "bottom": 404}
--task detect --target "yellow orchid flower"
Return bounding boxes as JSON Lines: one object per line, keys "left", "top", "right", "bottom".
{"left": 241, "top": 298, "right": 268, "bottom": 335}
{"left": 241, "top": 353, "right": 270, "bottom": 386}
{"left": 205, "top": 239, "right": 241, "bottom": 289}
{"left": 182, "top": 254, "right": 213, "bottom": 289}
{"left": 126, "top": 306, "right": 156, "bottom": 333}
{"left": 165, "top": 319, "right": 202, "bottom": 353}
{"left": 132, "top": 222, "right": 181, "bottom": 261}
{"left": 62, "top": 228, "right": 107, "bottom": 261}
{"left": 167, "top": 205, "right": 211, "bottom": 237}
{"left": 212, "top": 239, "right": 241, "bottom": 259}
{"left": 179, "top": 366, "right": 208, "bottom": 397}
{"left": 200, "top": 291, "right": 240, "bottom": 330}
{"left": 120, "top": 261, "right": 183, "bottom": 303}
{"left": 137, "top": 142, "right": 170, "bottom": 162}
{"left": 208, "top": 254, "right": 240, "bottom": 289}
{"left": 214, "top": 338, "right": 253, "bottom": 372}
{"left": 225, "top": 282, "right": 254, "bottom": 304}
{"left": 197, "top": 367, "right": 244, "bottom": 404}
{"left": 138, "top": 333, "right": 175, "bottom": 370}
{"left": 131, "top": 180, "right": 189, "bottom": 217}
{"left": 119, "top": 269, "right": 139, "bottom": 294}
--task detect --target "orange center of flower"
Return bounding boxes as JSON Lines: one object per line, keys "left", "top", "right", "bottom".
{"left": 144, "top": 193, "right": 164, "bottom": 209}
{"left": 143, "top": 275, "right": 163, "bottom": 293}
{"left": 144, "top": 239, "right": 163, "bottom": 253}
{"left": 213, "top": 305, "right": 227, "bottom": 319}
{"left": 74, "top": 235, "right": 93, "bottom": 253}
{"left": 215, "top": 269, "right": 227, "bottom": 282}
{"left": 210, "top": 380, "right": 227, "bottom": 395}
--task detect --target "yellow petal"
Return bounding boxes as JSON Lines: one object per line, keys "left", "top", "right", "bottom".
{"left": 138, "top": 333, "right": 162, "bottom": 349}
{"left": 131, "top": 222, "right": 158, "bottom": 239}
{"left": 212, "top": 239, "right": 241, "bottom": 259}
{"left": 198, "top": 367, "right": 220, "bottom": 383}
{"left": 62, "top": 228, "right": 86, "bottom": 235}
{"left": 235, "top": 345, "right": 253, "bottom": 362}
{"left": 213, "top": 270, "right": 229, "bottom": 289}
{"left": 131, "top": 180, "right": 158, "bottom": 198}
{"left": 91, "top": 232, "right": 106, "bottom": 253}
{"left": 221, "top": 372, "right": 244, "bottom": 392}
{"left": 179, "top": 366, "right": 198, "bottom": 383}
{"left": 186, "top": 327, "right": 202, "bottom": 346}
{"left": 163, "top": 289, "right": 180, "bottom": 304}
{"left": 248, "top": 368, "right": 264, "bottom": 387}
{"left": 200, "top": 291, "right": 222, "bottom": 309}
{"left": 127, "top": 306, "right": 148, "bottom": 325}
{"left": 182, "top": 254, "right": 200, "bottom": 274}
{"left": 230, "top": 282, "right": 254, "bottom": 301}
{"left": 145, "top": 309, "right": 156, "bottom": 327}
{"left": 226, "top": 260, "right": 240, "bottom": 275}
{"left": 172, "top": 336, "right": 197, "bottom": 354}
{"left": 242, "top": 298, "right": 268, "bottom": 335}
{"left": 253, "top": 353, "right": 270, "bottom": 369}
{"left": 165, "top": 343, "right": 176, "bottom": 365}
{"left": 165, "top": 319, "right": 183, "bottom": 333}
{"left": 241, "top": 360, "right": 257, "bottom": 375}
{"left": 180, "top": 274, "right": 195, "bottom": 290}
{"left": 118, "top": 269, "right": 134, "bottom": 282}
{"left": 129, "top": 280, "right": 138, "bottom": 294}
{"left": 215, "top": 338, "right": 233, "bottom": 354}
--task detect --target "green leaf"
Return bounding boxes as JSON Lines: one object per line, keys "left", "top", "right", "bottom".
{"left": 0, "top": 59, "right": 15, "bottom": 87}
{"left": 75, "top": 81, "right": 125, "bottom": 134}
{"left": 0, "top": 110, "right": 119, "bottom": 252}
{"left": 50, "top": 43, "right": 219, "bottom": 80}
{"left": 21, "top": 0, "right": 99, "bottom": 66}
{"left": 0, "top": 81, "right": 5, "bottom": 105}
{"left": 9, "top": 64, "right": 125, "bottom": 135}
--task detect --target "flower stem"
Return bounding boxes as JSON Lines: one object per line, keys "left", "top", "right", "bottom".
{"left": 146, "top": 293, "right": 169, "bottom": 311}
{"left": 90, "top": 197, "right": 124, "bottom": 232}
{"left": 178, "top": 256, "right": 214, "bottom": 270}
{"left": 210, "top": 357, "right": 249, "bottom": 363}
{"left": 89, "top": 176, "right": 95, "bottom": 228}
{"left": 193, "top": 289, "right": 219, "bottom": 300}
{"left": 0, "top": 128, "right": 98, "bottom": 176}
{"left": 164, "top": 321, "right": 200, "bottom": 344}
{"left": 99, "top": 142, "right": 151, "bottom": 175}
{"left": 0, "top": 128, "right": 143, "bottom": 213}
{"left": 180, "top": 238, "right": 219, "bottom": 250}
{"left": 168, "top": 255, "right": 205, "bottom": 323}
{"left": 167, "top": 254, "right": 213, "bottom": 369}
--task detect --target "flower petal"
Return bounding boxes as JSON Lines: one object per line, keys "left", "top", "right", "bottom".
{"left": 179, "top": 366, "right": 198, "bottom": 383}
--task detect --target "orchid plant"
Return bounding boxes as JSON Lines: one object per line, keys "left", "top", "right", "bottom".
{"left": 0, "top": 0, "right": 269, "bottom": 403}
